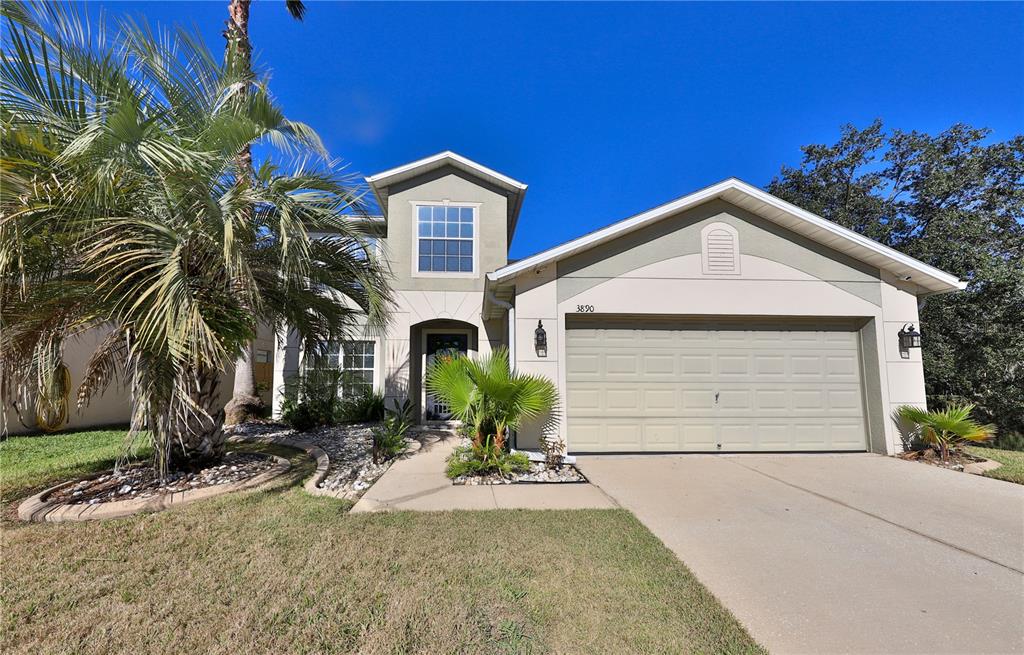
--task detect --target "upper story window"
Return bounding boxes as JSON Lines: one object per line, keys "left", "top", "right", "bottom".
{"left": 415, "top": 204, "right": 476, "bottom": 274}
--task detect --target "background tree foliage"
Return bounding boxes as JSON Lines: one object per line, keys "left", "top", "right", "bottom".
{"left": 768, "top": 121, "right": 1023, "bottom": 446}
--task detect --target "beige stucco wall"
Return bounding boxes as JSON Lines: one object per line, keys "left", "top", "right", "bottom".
{"left": 271, "top": 168, "right": 511, "bottom": 421}
{"left": 383, "top": 166, "right": 509, "bottom": 293}
{"left": 3, "top": 324, "right": 265, "bottom": 436}
{"left": 381, "top": 290, "right": 505, "bottom": 420}
{"left": 512, "top": 199, "right": 925, "bottom": 456}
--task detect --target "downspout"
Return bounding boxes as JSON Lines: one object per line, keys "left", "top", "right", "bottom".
{"left": 484, "top": 290, "right": 517, "bottom": 448}
{"left": 485, "top": 290, "right": 516, "bottom": 368}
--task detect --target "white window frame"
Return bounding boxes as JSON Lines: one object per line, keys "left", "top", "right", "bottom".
{"left": 339, "top": 340, "right": 376, "bottom": 397}
{"left": 301, "top": 339, "right": 377, "bottom": 398}
{"left": 410, "top": 200, "right": 481, "bottom": 278}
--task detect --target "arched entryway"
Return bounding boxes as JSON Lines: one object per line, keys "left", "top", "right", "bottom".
{"left": 408, "top": 319, "right": 479, "bottom": 422}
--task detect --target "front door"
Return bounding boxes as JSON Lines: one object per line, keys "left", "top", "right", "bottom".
{"left": 425, "top": 333, "right": 469, "bottom": 420}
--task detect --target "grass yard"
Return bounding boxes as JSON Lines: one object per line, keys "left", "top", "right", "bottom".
{"left": 966, "top": 446, "right": 1024, "bottom": 485}
{"left": 0, "top": 434, "right": 763, "bottom": 654}
{"left": 0, "top": 428, "right": 150, "bottom": 506}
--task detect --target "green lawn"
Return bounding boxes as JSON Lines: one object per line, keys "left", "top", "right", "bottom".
{"left": 966, "top": 446, "right": 1024, "bottom": 485}
{"left": 0, "top": 432, "right": 763, "bottom": 655}
{"left": 0, "top": 428, "right": 150, "bottom": 505}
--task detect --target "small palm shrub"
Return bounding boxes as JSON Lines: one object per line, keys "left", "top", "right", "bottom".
{"left": 895, "top": 404, "right": 996, "bottom": 461}
{"left": 425, "top": 347, "right": 558, "bottom": 451}
{"left": 426, "top": 347, "right": 558, "bottom": 479}
{"left": 371, "top": 399, "right": 414, "bottom": 464}
{"left": 446, "top": 443, "right": 530, "bottom": 479}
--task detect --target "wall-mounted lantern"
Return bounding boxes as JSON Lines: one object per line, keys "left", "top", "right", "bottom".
{"left": 898, "top": 323, "right": 922, "bottom": 350}
{"left": 534, "top": 320, "right": 548, "bottom": 357}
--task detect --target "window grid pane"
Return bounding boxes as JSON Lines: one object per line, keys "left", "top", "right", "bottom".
{"left": 416, "top": 205, "right": 474, "bottom": 273}
{"left": 341, "top": 341, "right": 374, "bottom": 397}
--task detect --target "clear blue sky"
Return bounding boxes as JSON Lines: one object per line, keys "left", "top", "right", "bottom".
{"left": 92, "top": 1, "right": 1022, "bottom": 259}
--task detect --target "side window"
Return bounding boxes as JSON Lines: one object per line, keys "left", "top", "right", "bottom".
{"left": 701, "top": 222, "right": 740, "bottom": 276}
{"left": 302, "top": 340, "right": 375, "bottom": 397}
{"left": 341, "top": 341, "right": 375, "bottom": 396}
{"left": 415, "top": 204, "right": 475, "bottom": 274}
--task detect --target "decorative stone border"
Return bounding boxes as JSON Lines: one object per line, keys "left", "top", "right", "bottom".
{"left": 228, "top": 434, "right": 337, "bottom": 498}
{"left": 229, "top": 432, "right": 423, "bottom": 500}
{"left": 17, "top": 454, "right": 290, "bottom": 523}
{"left": 964, "top": 457, "right": 1003, "bottom": 476}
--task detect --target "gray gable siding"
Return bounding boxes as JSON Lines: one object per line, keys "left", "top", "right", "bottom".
{"left": 555, "top": 199, "right": 882, "bottom": 305}
{"left": 385, "top": 166, "right": 509, "bottom": 293}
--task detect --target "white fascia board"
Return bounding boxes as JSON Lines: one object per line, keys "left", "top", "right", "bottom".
{"left": 488, "top": 178, "right": 966, "bottom": 293}
{"left": 725, "top": 179, "right": 967, "bottom": 291}
{"left": 488, "top": 179, "right": 736, "bottom": 280}
{"left": 365, "top": 151, "right": 528, "bottom": 191}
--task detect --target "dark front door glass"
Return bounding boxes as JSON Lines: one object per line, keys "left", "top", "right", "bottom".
{"left": 425, "top": 334, "right": 469, "bottom": 419}
{"left": 426, "top": 333, "right": 468, "bottom": 357}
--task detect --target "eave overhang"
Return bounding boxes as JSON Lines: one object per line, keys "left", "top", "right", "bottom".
{"left": 486, "top": 178, "right": 966, "bottom": 296}
{"left": 365, "top": 151, "right": 528, "bottom": 241}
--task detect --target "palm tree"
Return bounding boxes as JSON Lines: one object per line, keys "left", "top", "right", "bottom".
{"left": 895, "top": 404, "right": 996, "bottom": 461}
{"left": 222, "top": 0, "right": 310, "bottom": 424}
{"left": 425, "top": 348, "right": 558, "bottom": 454}
{"left": 1, "top": 1, "right": 391, "bottom": 478}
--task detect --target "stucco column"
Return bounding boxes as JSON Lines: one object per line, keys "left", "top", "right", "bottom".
{"left": 272, "top": 327, "right": 301, "bottom": 418}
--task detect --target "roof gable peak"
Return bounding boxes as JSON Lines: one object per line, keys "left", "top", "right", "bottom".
{"left": 489, "top": 178, "right": 964, "bottom": 295}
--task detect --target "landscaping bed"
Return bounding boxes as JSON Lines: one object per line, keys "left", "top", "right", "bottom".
{"left": 47, "top": 451, "right": 276, "bottom": 505}
{"left": 447, "top": 438, "right": 587, "bottom": 485}
{"left": 452, "top": 461, "right": 586, "bottom": 485}
{"left": 897, "top": 447, "right": 988, "bottom": 472}
{"left": 228, "top": 421, "right": 415, "bottom": 498}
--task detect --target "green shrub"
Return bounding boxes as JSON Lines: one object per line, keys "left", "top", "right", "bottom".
{"left": 446, "top": 443, "right": 530, "bottom": 479}
{"left": 371, "top": 398, "right": 414, "bottom": 464}
{"left": 280, "top": 401, "right": 318, "bottom": 432}
{"left": 993, "top": 431, "right": 1024, "bottom": 452}
{"left": 895, "top": 403, "right": 996, "bottom": 461}
{"left": 279, "top": 368, "right": 343, "bottom": 431}
{"left": 337, "top": 386, "right": 385, "bottom": 423}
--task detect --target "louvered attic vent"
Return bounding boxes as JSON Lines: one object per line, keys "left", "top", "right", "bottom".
{"left": 701, "top": 223, "right": 740, "bottom": 275}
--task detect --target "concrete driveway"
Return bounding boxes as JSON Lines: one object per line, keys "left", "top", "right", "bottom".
{"left": 577, "top": 453, "right": 1024, "bottom": 654}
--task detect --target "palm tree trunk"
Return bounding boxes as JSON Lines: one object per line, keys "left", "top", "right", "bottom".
{"left": 225, "top": 342, "right": 263, "bottom": 424}
{"left": 173, "top": 367, "right": 226, "bottom": 467}
{"left": 223, "top": 0, "right": 265, "bottom": 424}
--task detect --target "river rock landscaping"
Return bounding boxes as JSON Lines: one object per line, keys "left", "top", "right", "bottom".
{"left": 228, "top": 421, "right": 417, "bottom": 498}
{"left": 449, "top": 438, "right": 587, "bottom": 485}
{"left": 897, "top": 447, "right": 988, "bottom": 472}
{"left": 47, "top": 451, "right": 276, "bottom": 505}
{"left": 451, "top": 460, "right": 587, "bottom": 485}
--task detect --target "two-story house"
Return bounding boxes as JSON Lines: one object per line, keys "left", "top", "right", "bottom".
{"left": 271, "top": 151, "right": 965, "bottom": 456}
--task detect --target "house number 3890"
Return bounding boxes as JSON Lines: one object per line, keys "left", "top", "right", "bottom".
{"left": 576, "top": 304, "right": 595, "bottom": 313}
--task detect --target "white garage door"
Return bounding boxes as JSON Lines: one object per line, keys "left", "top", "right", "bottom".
{"left": 566, "top": 318, "right": 868, "bottom": 452}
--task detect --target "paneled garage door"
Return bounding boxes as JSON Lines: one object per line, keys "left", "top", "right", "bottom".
{"left": 565, "top": 318, "right": 868, "bottom": 452}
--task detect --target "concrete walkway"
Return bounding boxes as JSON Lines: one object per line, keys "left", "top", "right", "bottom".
{"left": 577, "top": 453, "right": 1024, "bottom": 655}
{"left": 350, "top": 434, "right": 616, "bottom": 513}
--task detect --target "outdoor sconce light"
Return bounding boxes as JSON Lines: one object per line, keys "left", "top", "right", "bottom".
{"left": 534, "top": 320, "right": 548, "bottom": 357}
{"left": 898, "top": 323, "right": 922, "bottom": 350}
